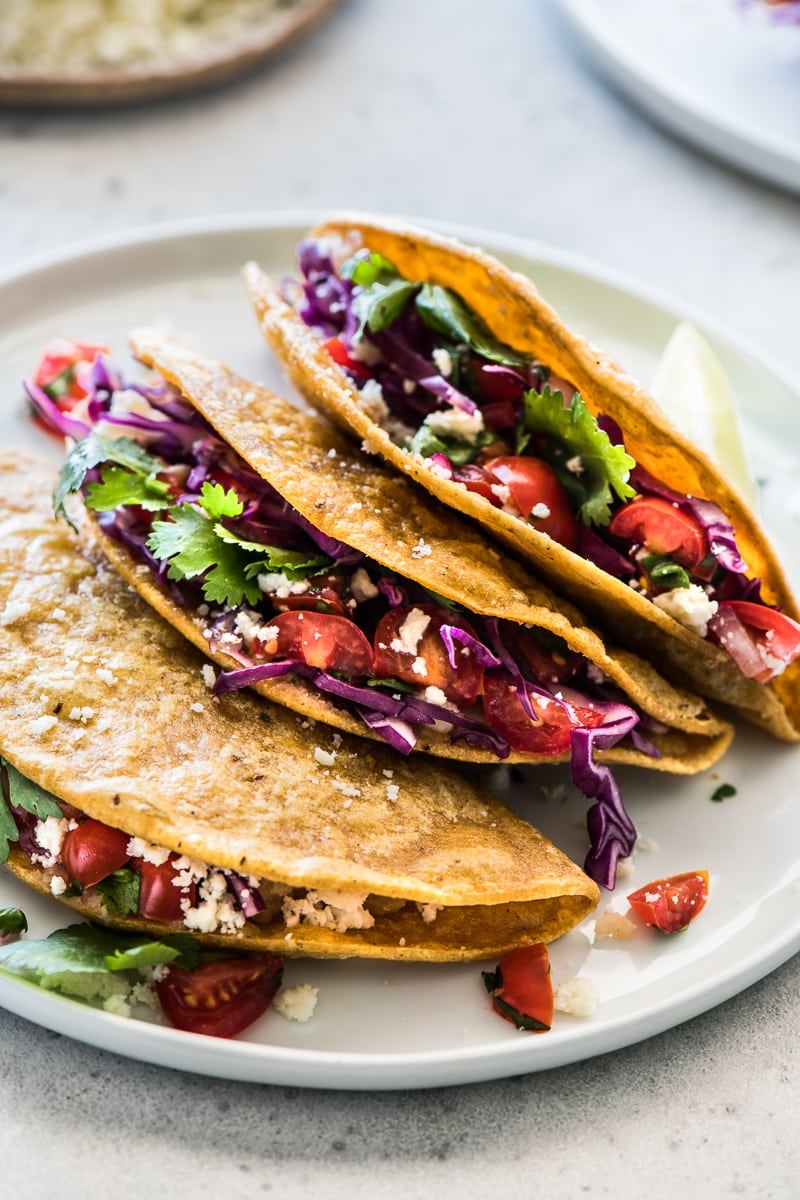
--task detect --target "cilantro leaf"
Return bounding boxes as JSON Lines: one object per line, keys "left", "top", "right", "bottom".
{"left": 197, "top": 481, "right": 244, "bottom": 521}
{"left": 711, "top": 783, "right": 737, "bottom": 803}
{"left": 85, "top": 465, "right": 170, "bottom": 514}
{"left": 147, "top": 504, "right": 262, "bottom": 607}
{"left": 217, "top": 527, "right": 329, "bottom": 580}
{"left": 341, "top": 250, "right": 400, "bottom": 288}
{"left": 96, "top": 869, "right": 141, "bottom": 918}
{"left": 520, "top": 387, "right": 636, "bottom": 526}
{"left": 352, "top": 278, "right": 418, "bottom": 338}
{"left": 641, "top": 554, "right": 691, "bottom": 591}
{"left": 0, "top": 758, "right": 63, "bottom": 865}
{"left": 104, "top": 932, "right": 199, "bottom": 972}
{"left": 0, "top": 908, "right": 28, "bottom": 939}
{"left": 54, "top": 434, "right": 165, "bottom": 529}
{"left": 416, "top": 284, "right": 528, "bottom": 366}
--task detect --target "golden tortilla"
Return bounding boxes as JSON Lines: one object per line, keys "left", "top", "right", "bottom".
{"left": 242, "top": 217, "right": 800, "bottom": 740}
{"left": 126, "top": 328, "right": 732, "bottom": 775}
{"left": 0, "top": 451, "right": 599, "bottom": 961}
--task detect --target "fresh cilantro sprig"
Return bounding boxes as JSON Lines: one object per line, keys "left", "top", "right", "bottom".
{"left": 54, "top": 434, "right": 168, "bottom": 529}
{"left": 96, "top": 869, "right": 141, "bottom": 918}
{"left": 0, "top": 758, "right": 63, "bottom": 865}
{"left": 416, "top": 284, "right": 528, "bottom": 367}
{"left": 518, "top": 386, "right": 636, "bottom": 527}
{"left": 342, "top": 251, "right": 417, "bottom": 336}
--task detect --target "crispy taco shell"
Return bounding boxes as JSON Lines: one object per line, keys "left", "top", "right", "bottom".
{"left": 123, "top": 328, "right": 732, "bottom": 775}
{"left": 0, "top": 451, "right": 599, "bottom": 961}
{"left": 243, "top": 217, "right": 800, "bottom": 740}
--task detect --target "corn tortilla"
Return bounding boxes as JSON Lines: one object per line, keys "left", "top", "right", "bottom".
{"left": 243, "top": 216, "right": 800, "bottom": 740}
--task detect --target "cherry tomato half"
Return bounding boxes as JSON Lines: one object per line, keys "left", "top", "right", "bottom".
{"left": 373, "top": 604, "right": 485, "bottom": 705}
{"left": 609, "top": 496, "right": 707, "bottom": 571}
{"left": 481, "top": 674, "right": 604, "bottom": 755}
{"left": 33, "top": 338, "right": 107, "bottom": 408}
{"left": 134, "top": 856, "right": 195, "bottom": 923}
{"left": 627, "top": 870, "right": 709, "bottom": 934}
{"left": 322, "top": 336, "right": 373, "bottom": 381}
{"left": 61, "top": 819, "right": 130, "bottom": 889}
{"left": 156, "top": 955, "right": 285, "bottom": 1038}
{"left": 724, "top": 601, "right": 800, "bottom": 674}
{"left": 452, "top": 464, "right": 503, "bottom": 508}
{"left": 485, "top": 457, "right": 579, "bottom": 550}
{"left": 252, "top": 610, "right": 374, "bottom": 677}
{"left": 483, "top": 943, "right": 553, "bottom": 1032}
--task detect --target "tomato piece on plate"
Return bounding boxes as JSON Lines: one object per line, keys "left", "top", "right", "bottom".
{"left": 61, "top": 819, "right": 130, "bottom": 889}
{"left": 452, "top": 463, "right": 502, "bottom": 507}
{"left": 723, "top": 601, "right": 800, "bottom": 679}
{"left": 373, "top": 604, "right": 485, "bottom": 705}
{"left": 485, "top": 456, "right": 579, "bottom": 550}
{"left": 33, "top": 338, "right": 107, "bottom": 408}
{"left": 322, "top": 336, "right": 373, "bottom": 381}
{"left": 609, "top": 496, "right": 707, "bottom": 570}
{"left": 627, "top": 870, "right": 709, "bottom": 934}
{"left": 252, "top": 610, "right": 374, "bottom": 677}
{"left": 483, "top": 943, "right": 553, "bottom": 1032}
{"left": 134, "top": 856, "right": 195, "bottom": 923}
{"left": 481, "top": 673, "right": 604, "bottom": 755}
{"left": 156, "top": 955, "right": 285, "bottom": 1038}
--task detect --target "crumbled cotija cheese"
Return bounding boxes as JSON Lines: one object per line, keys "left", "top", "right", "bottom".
{"left": 282, "top": 890, "right": 375, "bottom": 933}
{"left": 554, "top": 977, "right": 600, "bottom": 1018}
{"left": 389, "top": 607, "right": 430, "bottom": 655}
{"left": 0, "top": 599, "right": 30, "bottom": 626}
{"left": 0, "top": 0, "right": 300, "bottom": 71}
{"left": 424, "top": 407, "right": 485, "bottom": 444}
{"left": 274, "top": 983, "right": 319, "bottom": 1023}
{"left": 313, "top": 746, "right": 337, "bottom": 768}
{"left": 653, "top": 584, "right": 718, "bottom": 638}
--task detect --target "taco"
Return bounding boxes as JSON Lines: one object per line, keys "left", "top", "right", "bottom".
{"left": 242, "top": 216, "right": 800, "bottom": 740}
{"left": 30, "top": 335, "right": 732, "bottom": 887}
{"left": 0, "top": 450, "right": 600, "bottom": 961}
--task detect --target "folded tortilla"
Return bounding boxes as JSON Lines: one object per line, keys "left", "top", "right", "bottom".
{"left": 243, "top": 216, "right": 800, "bottom": 740}
{"left": 0, "top": 451, "right": 600, "bottom": 961}
{"left": 117, "top": 329, "right": 732, "bottom": 779}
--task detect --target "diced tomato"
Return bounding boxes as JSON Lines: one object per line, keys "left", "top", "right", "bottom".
{"left": 156, "top": 955, "right": 284, "bottom": 1038}
{"left": 609, "top": 496, "right": 707, "bottom": 571}
{"left": 373, "top": 604, "right": 485, "bottom": 705}
{"left": 485, "top": 457, "right": 579, "bottom": 550}
{"left": 481, "top": 673, "right": 604, "bottom": 755}
{"left": 134, "top": 856, "right": 195, "bottom": 923}
{"left": 724, "top": 601, "right": 800, "bottom": 676}
{"left": 60, "top": 819, "right": 130, "bottom": 889}
{"left": 483, "top": 943, "right": 553, "bottom": 1032}
{"left": 627, "top": 870, "right": 709, "bottom": 934}
{"left": 503, "top": 625, "right": 580, "bottom": 686}
{"left": 33, "top": 338, "right": 107, "bottom": 409}
{"left": 252, "top": 610, "right": 374, "bottom": 677}
{"left": 322, "top": 336, "right": 373, "bottom": 381}
{"left": 452, "top": 464, "right": 503, "bottom": 507}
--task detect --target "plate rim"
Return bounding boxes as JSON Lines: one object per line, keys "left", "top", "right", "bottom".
{"left": 1, "top": 211, "right": 799, "bottom": 1089}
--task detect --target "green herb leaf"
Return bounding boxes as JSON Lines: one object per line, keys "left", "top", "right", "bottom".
{"left": 520, "top": 387, "right": 636, "bottom": 526}
{"left": 341, "top": 250, "right": 400, "bottom": 289}
{"left": 366, "top": 677, "right": 417, "bottom": 695}
{"left": 217, "top": 528, "right": 329, "bottom": 580}
{"left": 85, "top": 465, "right": 170, "bottom": 514}
{"left": 0, "top": 759, "right": 63, "bottom": 865}
{"left": 711, "top": 783, "right": 737, "bottom": 803}
{"left": 0, "top": 908, "right": 28, "bottom": 939}
{"left": 197, "top": 481, "right": 244, "bottom": 521}
{"left": 104, "top": 933, "right": 199, "bottom": 973}
{"left": 96, "top": 869, "right": 141, "bottom": 918}
{"left": 352, "top": 278, "right": 418, "bottom": 337}
{"left": 147, "top": 504, "right": 262, "bottom": 608}
{"left": 407, "top": 422, "right": 494, "bottom": 466}
{"left": 641, "top": 554, "right": 691, "bottom": 591}
{"left": 416, "top": 284, "right": 528, "bottom": 366}
{"left": 54, "top": 434, "right": 164, "bottom": 528}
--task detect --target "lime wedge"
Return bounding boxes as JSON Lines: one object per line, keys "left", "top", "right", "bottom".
{"left": 651, "top": 322, "right": 759, "bottom": 511}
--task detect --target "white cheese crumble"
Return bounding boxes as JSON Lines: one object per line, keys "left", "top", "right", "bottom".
{"left": 423, "top": 407, "right": 485, "bottom": 444}
{"left": 0, "top": 599, "right": 31, "bottom": 626}
{"left": 358, "top": 378, "right": 390, "bottom": 423}
{"left": 201, "top": 664, "right": 216, "bottom": 689}
{"left": 180, "top": 869, "right": 245, "bottom": 936}
{"left": 432, "top": 348, "right": 453, "bottom": 377}
{"left": 653, "top": 584, "right": 718, "bottom": 638}
{"left": 313, "top": 746, "right": 337, "bottom": 768}
{"left": 32, "top": 817, "right": 74, "bottom": 869}
{"left": 190, "top": 702, "right": 204, "bottom": 714}
{"left": 417, "top": 903, "right": 442, "bottom": 924}
{"left": 95, "top": 667, "right": 118, "bottom": 687}
{"left": 257, "top": 572, "right": 310, "bottom": 599}
{"left": 411, "top": 655, "right": 427, "bottom": 677}
{"left": 566, "top": 455, "right": 584, "bottom": 475}
{"left": 553, "top": 977, "right": 600, "bottom": 1018}
{"left": 422, "top": 685, "right": 447, "bottom": 706}
{"left": 274, "top": 984, "right": 319, "bottom": 1023}
{"left": 411, "top": 538, "right": 433, "bottom": 560}
{"left": 282, "top": 890, "right": 375, "bottom": 933}
{"left": 349, "top": 567, "right": 379, "bottom": 603}
{"left": 49, "top": 875, "right": 68, "bottom": 897}
{"left": 530, "top": 502, "right": 551, "bottom": 520}
{"left": 29, "top": 715, "right": 58, "bottom": 736}
{"left": 490, "top": 483, "right": 511, "bottom": 506}
{"left": 594, "top": 911, "right": 635, "bottom": 941}
{"left": 386, "top": 783, "right": 400, "bottom": 803}
{"left": 126, "top": 837, "right": 171, "bottom": 866}
{"left": 427, "top": 460, "right": 453, "bottom": 481}
{"left": 68, "top": 707, "right": 95, "bottom": 724}
{"left": 390, "top": 607, "right": 431, "bottom": 656}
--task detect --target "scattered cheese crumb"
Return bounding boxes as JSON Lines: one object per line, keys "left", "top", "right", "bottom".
{"left": 530, "top": 502, "right": 551, "bottom": 520}
{"left": 349, "top": 567, "right": 379, "bottom": 603}
{"left": 653, "top": 584, "right": 718, "bottom": 638}
{"left": 554, "top": 977, "right": 600, "bottom": 1018}
{"left": 390, "top": 607, "right": 430, "bottom": 655}
{"left": 126, "top": 837, "right": 171, "bottom": 866}
{"left": 594, "top": 911, "right": 635, "bottom": 941}
{"left": 95, "top": 667, "right": 118, "bottom": 686}
{"left": 49, "top": 874, "right": 67, "bottom": 897}
{"left": 0, "top": 599, "right": 31, "bottom": 626}
{"left": 314, "top": 746, "right": 337, "bottom": 767}
{"left": 201, "top": 664, "right": 216, "bottom": 689}
{"left": 386, "top": 783, "right": 400, "bottom": 803}
{"left": 432, "top": 348, "right": 453, "bottom": 377}
{"left": 417, "top": 902, "right": 442, "bottom": 924}
{"left": 424, "top": 407, "right": 484, "bottom": 444}
{"left": 29, "top": 715, "right": 58, "bottom": 736}
{"left": 68, "top": 707, "right": 95, "bottom": 724}
{"left": 274, "top": 984, "right": 319, "bottom": 1023}
{"left": 190, "top": 702, "right": 204, "bottom": 714}
{"left": 410, "top": 538, "right": 433, "bottom": 560}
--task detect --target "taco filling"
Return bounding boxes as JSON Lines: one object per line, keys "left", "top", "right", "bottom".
{"left": 282, "top": 239, "right": 800, "bottom": 688}
{"left": 27, "top": 347, "right": 683, "bottom": 887}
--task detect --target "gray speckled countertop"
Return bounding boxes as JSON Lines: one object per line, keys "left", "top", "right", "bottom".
{"left": 1, "top": 2, "right": 798, "bottom": 1195}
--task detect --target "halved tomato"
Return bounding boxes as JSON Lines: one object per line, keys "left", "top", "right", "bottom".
{"left": 156, "top": 955, "right": 284, "bottom": 1038}
{"left": 373, "top": 604, "right": 484, "bottom": 705}
{"left": 134, "top": 856, "right": 195, "bottom": 923}
{"left": 724, "top": 601, "right": 800, "bottom": 675}
{"left": 481, "top": 674, "right": 604, "bottom": 756}
{"left": 61, "top": 819, "right": 130, "bottom": 889}
{"left": 252, "top": 610, "right": 374, "bottom": 677}
{"left": 484, "top": 457, "right": 579, "bottom": 550}
{"left": 33, "top": 338, "right": 107, "bottom": 408}
{"left": 627, "top": 870, "right": 709, "bottom": 934}
{"left": 482, "top": 943, "right": 553, "bottom": 1032}
{"left": 452, "top": 463, "right": 502, "bottom": 507}
{"left": 609, "top": 496, "right": 707, "bottom": 570}
{"left": 322, "top": 336, "right": 373, "bottom": 381}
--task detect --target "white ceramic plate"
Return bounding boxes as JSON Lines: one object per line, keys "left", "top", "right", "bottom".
{"left": 1, "top": 215, "right": 799, "bottom": 1090}
{"left": 557, "top": 0, "right": 800, "bottom": 193}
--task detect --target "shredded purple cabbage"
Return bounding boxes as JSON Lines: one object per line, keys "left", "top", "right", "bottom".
{"left": 225, "top": 872, "right": 266, "bottom": 918}
{"left": 631, "top": 465, "right": 749, "bottom": 575}
{"left": 577, "top": 524, "right": 636, "bottom": 581}
{"left": 570, "top": 705, "right": 640, "bottom": 889}
{"left": 439, "top": 625, "right": 502, "bottom": 670}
